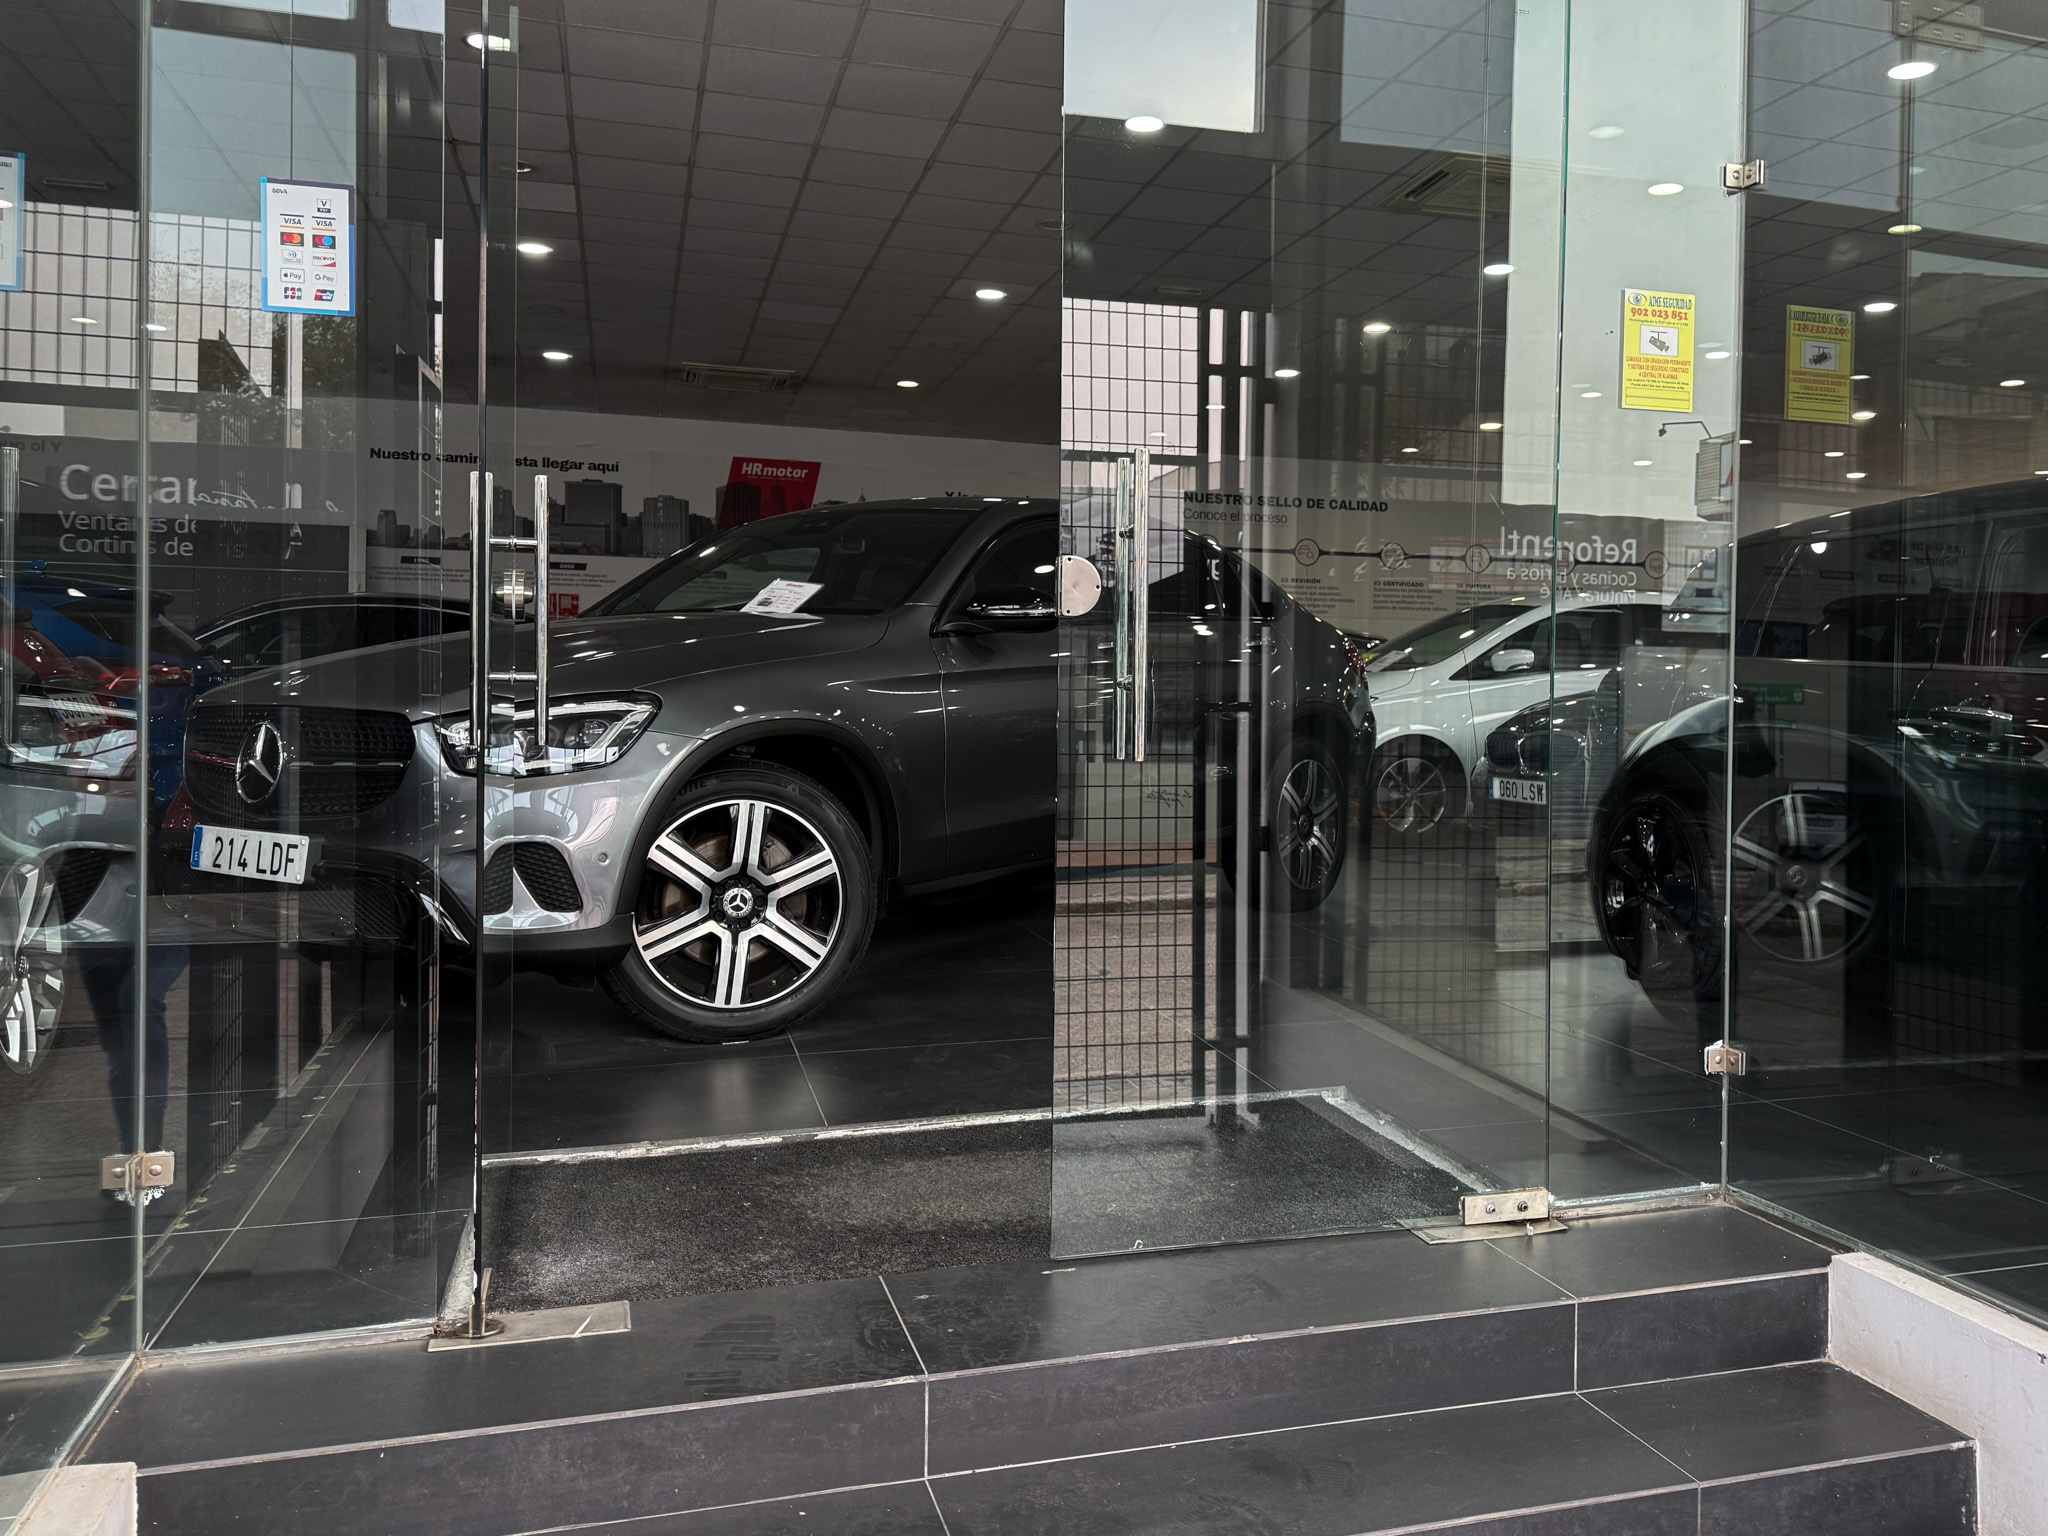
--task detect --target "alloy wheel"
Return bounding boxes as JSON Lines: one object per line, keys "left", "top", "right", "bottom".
{"left": 1601, "top": 796, "right": 1707, "bottom": 981}
{"left": 1275, "top": 755, "right": 1344, "bottom": 892}
{"left": 0, "top": 863, "right": 62, "bottom": 1075}
{"left": 1374, "top": 752, "right": 1448, "bottom": 834}
{"left": 634, "top": 798, "right": 843, "bottom": 1011}
{"left": 1730, "top": 792, "right": 1878, "bottom": 964}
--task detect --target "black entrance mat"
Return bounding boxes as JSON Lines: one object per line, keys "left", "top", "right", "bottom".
{"left": 484, "top": 1095, "right": 1472, "bottom": 1311}
{"left": 483, "top": 1120, "right": 1054, "bottom": 1308}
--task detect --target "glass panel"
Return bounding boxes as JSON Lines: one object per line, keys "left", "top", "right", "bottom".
{"left": 133, "top": 1, "right": 454, "bottom": 1349}
{"left": 1539, "top": 2, "right": 1749, "bottom": 1201}
{"left": 1724, "top": 4, "right": 2048, "bottom": 1325}
{"left": 1052, "top": 0, "right": 1645, "bottom": 1255}
{"left": 0, "top": 1, "right": 147, "bottom": 1509}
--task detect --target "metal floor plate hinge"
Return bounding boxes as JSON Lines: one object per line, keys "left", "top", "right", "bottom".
{"left": 1415, "top": 1186, "right": 1566, "bottom": 1244}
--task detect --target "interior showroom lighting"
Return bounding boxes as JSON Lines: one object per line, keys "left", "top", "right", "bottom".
{"left": 1888, "top": 59, "right": 1937, "bottom": 79}
{"left": 1400, "top": 446, "right": 1419, "bottom": 453}
{"left": 144, "top": 322, "right": 166, "bottom": 332}
{"left": 1704, "top": 349, "right": 1731, "bottom": 360}
{"left": 1124, "top": 115, "right": 1164, "bottom": 133}
{"left": 1853, "top": 409, "right": 1877, "bottom": 420}
{"left": 1864, "top": 300, "right": 1898, "bottom": 313}
{"left": 1824, "top": 450, "right": 1846, "bottom": 457}
{"left": 1273, "top": 368, "right": 1300, "bottom": 378}
{"left": 465, "top": 31, "right": 511, "bottom": 50}
{"left": 1478, "top": 421, "right": 1502, "bottom": 431}
{"left": 69, "top": 316, "right": 96, "bottom": 325}
{"left": 1888, "top": 223, "right": 1923, "bottom": 234}
{"left": 1363, "top": 320, "right": 1392, "bottom": 334}
{"left": 1647, "top": 182, "right": 1683, "bottom": 196}
{"left": 896, "top": 379, "right": 920, "bottom": 388}
{"left": 1632, "top": 458, "right": 1653, "bottom": 466}
{"left": 1580, "top": 390, "right": 1601, "bottom": 398}
{"left": 1846, "top": 471, "right": 1868, "bottom": 479}
{"left": 540, "top": 350, "right": 572, "bottom": 362}
{"left": 516, "top": 241, "right": 552, "bottom": 256}
{"left": 1482, "top": 262, "right": 1513, "bottom": 275}
{"left": 1588, "top": 124, "right": 1625, "bottom": 139}
{"left": 2002, "top": 378, "right": 2026, "bottom": 387}
{"left": 973, "top": 287, "right": 1007, "bottom": 300}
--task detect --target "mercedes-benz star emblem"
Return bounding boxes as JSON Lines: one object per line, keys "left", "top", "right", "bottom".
{"left": 235, "top": 720, "right": 286, "bottom": 806}
{"left": 721, "top": 887, "right": 757, "bottom": 920}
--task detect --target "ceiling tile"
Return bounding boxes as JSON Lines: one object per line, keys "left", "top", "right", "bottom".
{"left": 832, "top": 63, "right": 971, "bottom": 120}
{"left": 689, "top": 168, "right": 802, "bottom": 207}
{"left": 698, "top": 93, "right": 827, "bottom": 145}
{"left": 691, "top": 134, "right": 815, "bottom": 178}
{"left": 687, "top": 198, "right": 792, "bottom": 234}
{"left": 573, "top": 121, "right": 695, "bottom": 162}
{"left": 712, "top": 0, "right": 863, "bottom": 57}
{"left": 704, "top": 45, "right": 843, "bottom": 104}
{"left": 564, "top": 28, "right": 705, "bottom": 86}
{"left": 851, "top": 10, "right": 1000, "bottom": 74}
{"left": 808, "top": 148, "right": 929, "bottom": 191}
{"left": 570, "top": 79, "right": 698, "bottom": 129}
{"left": 941, "top": 123, "right": 1058, "bottom": 173}
{"left": 562, "top": 0, "right": 710, "bottom": 39}
{"left": 574, "top": 156, "right": 692, "bottom": 196}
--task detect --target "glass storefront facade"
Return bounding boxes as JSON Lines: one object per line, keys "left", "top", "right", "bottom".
{"left": 0, "top": 0, "right": 2044, "bottom": 1516}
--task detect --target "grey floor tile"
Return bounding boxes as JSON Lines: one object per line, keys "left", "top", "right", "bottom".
{"left": 1487, "top": 1205, "right": 1834, "bottom": 1299}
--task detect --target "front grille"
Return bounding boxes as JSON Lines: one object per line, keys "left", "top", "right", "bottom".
{"left": 48, "top": 848, "right": 112, "bottom": 923}
{"left": 480, "top": 843, "right": 582, "bottom": 915}
{"left": 187, "top": 704, "right": 415, "bottom": 826}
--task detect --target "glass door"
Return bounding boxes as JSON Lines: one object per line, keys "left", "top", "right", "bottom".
{"left": 1053, "top": 0, "right": 1584, "bottom": 1254}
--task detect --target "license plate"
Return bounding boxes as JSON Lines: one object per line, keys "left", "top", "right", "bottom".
{"left": 191, "top": 826, "right": 311, "bottom": 885}
{"left": 1490, "top": 775, "right": 1547, "bottom": 805}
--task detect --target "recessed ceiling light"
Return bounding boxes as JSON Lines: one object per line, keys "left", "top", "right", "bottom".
{"left": 1205, "top": 403, "right": 1225, "bottom": 411}
{"left": 2035, "top": 469, "right": 2048, "bottom": 476}
{"left": 1363, "top": 321, "right": 1392, "bottom": 335}
{"left": 1852, "top": 409, "right": 1876, "bottom": 420}
{"left": 516, "top": 162, "right": 534, "bottom": 175}
{"left": 1124, "top": 115, "right": 1164, "bottom": 133}
{"left": 1580, "top": 390, "right": 1601, "bottom": 398}
{"left": 2001, "top": 377, "right": 2026, "bottom": 387}
{"left": 515, "top": 241, "right": 552, "bottom": 256}
{"left": 1588, "top": 124, "right": 1625, "bottom": 140}
{"left": 69, "top": 316, "right": 96, "bottom": 325}
{"left": 896, "top": 379, "right": 920, "bottom": 388}
{"left": 1148, "top": 431, "right": 1168, "bottom": 438}
{"left": 1482, "top": 262, "right": 1514, "bottom": 276}
{"left": 540, "top": 349, "right": 572, "bottom": 361}
{"left": 1846, "top": 471, "right": 1867, "bottom": 479}
{"left": 1273, "top": 368, "right": 1300, "bottom": 379}
{"left": 1478, "top": 421, "right": 1502, "bottom": 431}
{"left": 1863, "top": 300, "right": 1897, "bottom": 313}
{"left": 1632, "top": 458, "right": 1653, "bottom": 466}
{"left": 1739, "top": 438, "right": 1753, "bottom": 444}
{"left": 974, "top": 287, "right": 1007, "bottom": 301}
{"left": 1704, "top": 349, "right": 1731, "bottom": 360}
{"left": 144, "top": 322, "right": 167, "bottom": 333}
{"left": 1824, "top": 450, "right": 1845, "bottom": 458}
{"left": 1888, "top": 60, "right": 1937, "bottom": 80}
{"left": 465, "top": 31, "right": 512, "bottom": 51}
{"left": 0, "top": 199, "right": 13, "bottom": 210}
{"left": 1647, "top": 182, "right": 1684, "bottom": 196}
{"left": 1400, "top": 446, "right": 1419, "bottom": 453}
{"left": 1851, "top": 373, "right": 1871, "bottom": 380}
{"left": 1887, "top": 222, "right": 1922, "bottom": 234}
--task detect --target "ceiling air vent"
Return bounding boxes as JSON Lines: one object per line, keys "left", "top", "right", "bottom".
{"left": 1381, "top": 153, "right": 1511, "bottom": 219}
{"left": 676, "top": 363, "right": 802, "bottom": 393}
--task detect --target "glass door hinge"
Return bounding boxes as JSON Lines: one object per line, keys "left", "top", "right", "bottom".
{"left": 1721, "top": 160, "right": 1766, "bottom": 193}
{"left": 1416, "top": 1187, "right": 1565, "bottom": 1244}
{"left": 1703, "top": 1039, "right": 1748, "bottom": 1075}
{"left": 101, "top": 1150, "right": 175, "bottom": 1204}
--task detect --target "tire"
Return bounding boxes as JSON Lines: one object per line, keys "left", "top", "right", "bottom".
{"left": 1595, "top": 788, "right": 1722, "bottom": 1038}
{"left": 1726, "top": 788, "right": 1885, "bottom": 973}
{"left": 1371, "top": 739, "right": 1461, "bottom": 837}
{"left": 601, "top": 765, "right": 876, "bottom": 1042}
{"left": 1219, "top": 735, "right": 1349, "bottom": 911}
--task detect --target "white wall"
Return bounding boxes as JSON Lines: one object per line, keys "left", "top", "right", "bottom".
{"left": 1831, "top": 1251, "right": 2048, "bottom": 1536}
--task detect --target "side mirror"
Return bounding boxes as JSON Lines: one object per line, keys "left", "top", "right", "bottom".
{"left": 1490, "top": 648, "right": 1537, "bottom": 674}
{"left": 937, "top": 585, "right": 1058, "bottom": 635}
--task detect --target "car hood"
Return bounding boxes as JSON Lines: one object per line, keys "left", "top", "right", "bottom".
{"left": 199, "top": 609, "right": 892, "bottom": 721}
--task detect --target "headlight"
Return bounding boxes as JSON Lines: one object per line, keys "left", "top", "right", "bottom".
{"left": 436, "top": 694, "right": 658, "bottom": 776}
{"left": 6, "top": 690, "right": 139, "bottom": 778}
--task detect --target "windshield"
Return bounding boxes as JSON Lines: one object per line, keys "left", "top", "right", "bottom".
{"left": 1366, "top": 603, "right": 1537, "bottom": 671}
{"left": 593, "top": 509, "right": 975, "bottom": 618}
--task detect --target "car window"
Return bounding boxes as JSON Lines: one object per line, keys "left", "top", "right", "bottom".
{"left": 1367, "top": 603, "right": 1539, "bottom": 670}
{"left": 950, "top": 519, "right": 1055, "bottom": 611}
{"left": 51, "top": 596, "right": 205, "bottom": 660}
{"left": 207, "top": 614, "right": 286, "bottom": 669}
{"left": 597, "top": 510, "right": 974, "bottom": 617}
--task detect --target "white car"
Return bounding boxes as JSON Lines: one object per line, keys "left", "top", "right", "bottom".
{"left": 1363, "top": 597, "right": 1674, "bottom": 834}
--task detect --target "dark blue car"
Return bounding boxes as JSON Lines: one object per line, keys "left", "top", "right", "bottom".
{"left": 6, "top": 565, "right": 226, "bottom": 805}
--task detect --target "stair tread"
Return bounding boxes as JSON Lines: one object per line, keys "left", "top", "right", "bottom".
{"left": 92, "top": 1205, "right": 1834, "bottom": 1473}
{"left": 927, "top": 1363, "right": 1968, "bottom": 1536}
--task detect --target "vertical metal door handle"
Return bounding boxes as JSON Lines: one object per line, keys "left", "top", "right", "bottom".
{"left": 1113, "top": 456, "right": 1132, "bottom": 760}
{"left": 532, "top": 475, "right": 550, "bottom": 756}
{"left": 469, "top": 470, "right": 491, "bottom": 748}
{"left": 1130, "top": 446, "right": 1149, "bottom": 764}
{"left": 0, "top": 446, "right": 15, "bottom": 753}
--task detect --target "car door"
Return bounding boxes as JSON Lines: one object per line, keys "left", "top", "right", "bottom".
{"left": 1455, "top": 606, "right": 1626, "bottom": 765}
{"left": 935, "top": 517, "right": 1057, "bottom": 873}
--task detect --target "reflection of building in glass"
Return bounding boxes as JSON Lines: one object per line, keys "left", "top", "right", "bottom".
{"left": 641, "top": 495, "right": 704, "bottom": 556}
{"left": 0, "top": 203, "right": 269, "bottom": 394}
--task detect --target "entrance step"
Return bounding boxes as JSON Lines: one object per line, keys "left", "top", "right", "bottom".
{"left": 80, "top": 1204, "right": 1971, "bottom": 1536}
